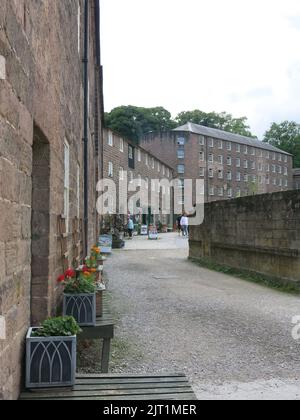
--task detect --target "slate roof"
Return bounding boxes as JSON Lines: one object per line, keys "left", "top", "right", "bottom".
{"left": 173, "top": 122, "right": 292, "bottom": 155}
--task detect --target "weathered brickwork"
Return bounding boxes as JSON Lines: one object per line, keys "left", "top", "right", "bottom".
{"left": 0, "top": 1, "right": 103, "bottom": 399}
{"left": 189, "top": 190, "right": 300, "bottom": 287}
{"left": 103, "top": 129, "right": 174, "bottom": 226}
{"left": 141, "top": 126, "right": 294, "bottom": 204}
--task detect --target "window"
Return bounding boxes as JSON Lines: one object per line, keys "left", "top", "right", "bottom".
{"left": 266, "top": 176, "right": 270, "bottom": 185}
{"left": 244, "top": 160, "right": 248, "bottom": 169}
{"left": 227, "top": 188, "right": 233, "bottom": 198}
{"left": 284, "top": 167, "right": 288, "bottom": 176}
{"left": 208, "top": 153, "right": 214, "bottom": 163}
{"left": 266, "top": 151, "right": 270, "bottom": 159}
{"left": 272, "top": 152, "right": 276, "bottom": 160}
{"left": 279, "top": 178, "right": 282, "bottom": 187}
{"left": 273, "top": 178, "right": 277, "bottom": 186}
{"left": 284, "top": 155, "right": 288, "bottom": 163}
{"left": 251, "top": 161, "right": 256, "bottom": 170}
{"left": 227, "top": 171, "right": 232, "bottom": 181}
{"left": 266, "top": 164, "right": 270, "bottom": 172}
{"left": 199, "top": 135, "right": 205, "bottom": 146}
{"left": 152, "top": 158, "right": 155, "bottom": 169}
{"left": 258, "top": 163, "right": 263, "bottom": 171}
{"left": 64, "top": 140, "right": 70, "bottom": 233}
{"left": 218, "top": 170, "right": 223, "bottom": 179}
{"left": 218, "top": 187, "right": 224, "bottom": 197}
{"left": 137, "top": 149, "right": 141, "bottom": 162}
{"left": 120, "top": 138, "right": 124, "bottom": 152}
{"left": 284, "top": 179, "right": 288, "bottom": 187}
{"left": 251, "top": 148, "right": 255, "bottom": 156}
{"left": 108, "top": 131, "right": 113, "bottom": 147}
{"left": 128, "top": 145, "right": 133, "bottom": 159}
{"left": 137, "top": 174, "right": 142, "bottom": 187}
{"left": 209, "top": 187, "right": 214, "bottom": 196}
{"left": 199, "top": 167, "right": 205, "bottom": 177}
{"left": 166, "top": 168, "right": 170, "bottom": 178}
{"left": 244, "top": 146, "right": 248, "bottom": 155}
{"left": 177, "top": 137, "right": 185, "bottom": 146}
{"left": 163, "top": 166, "right": 165, "bottom": 176}
{"left": 218, "top": 140, "right": 223, "bottom": 149}
{"left": 128, "top": 171, "right": 133, "bottom": 183}
{"left": 252, "top": 175, "right": 256, "bottom": 183}
{"left": 145, "top": 154, "right": 149, "bottom": 166}
{"left": 227, "top": 156, "right": 232, "bottom": 166}
{"left": 119, "top": 167, "right": 124, "bottom": 181}
{"left": 227, "top": 142, "right": 232, "bottom": 151}
{"left": 218, "top": 155, "right": 223, "bottom": 164}
{"left": 145, "top": 177, "right": 149, "bottom": 190}
{"left": 208, "top": 138, "right": 214, "bottom": 148}
{"left": 258, "top": 150, "right": 263, "bottom": 158}
{"left": 244, "top": 174, "right": 249, "bottom": 182}
{"left": 177, "top": 149, "right": 185, "bottom": 159}
{"left": 236, "top": 144, "right": 241, "bottom": 153}
{"left": 177, "top": 164, "right": 185, "bottom": 174}
{"left": 108, "top": 162, "right": 113, "bottom": 178}
{"left": 236, "top": 172, "right": 241, "bottom": 182}
{"left": 236, "top": 158, "right": 241, "bottom": 167}
{"left": 278, "top": 154, "right": 282, "bottom": 162}
{"left": 209, "top": 168, "right": 214, "bottom": 178}
{"left": 278, "top": 166, "right": 282, "bottom": 174}
{"left": 236, "top": 188, "right": 241, "bottom": 198}
{"left": 272, "top": 164, "right": 276, "bottom": 173}
{"left": 158, "top": 162, "right": 161, "bottom": 172}
{"left": 199, "top": 151, "right": 205, "bottom": 162}
{"left": 128, "top": 146, "right": 135, "bottom": 169}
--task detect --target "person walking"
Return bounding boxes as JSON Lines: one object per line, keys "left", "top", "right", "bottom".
{"left": 180, "top": 213, "right": 189, "bottom": 237}
{"left": 127, "top": 217, "right": 134, "bottom": 239}
{"left": 176, "top": 215, "right": 183, "bottom": 236}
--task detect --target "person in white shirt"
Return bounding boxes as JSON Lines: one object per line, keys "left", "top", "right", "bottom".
{"left": 180, "top": 213, "right": 189, "bottom": 237}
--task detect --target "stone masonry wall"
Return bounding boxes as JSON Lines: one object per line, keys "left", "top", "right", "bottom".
{"left": 189, "top": 190, "right": 300, "bottom": 287}
{"left": 0, "top": 1, "right": 101, "bottom": 399}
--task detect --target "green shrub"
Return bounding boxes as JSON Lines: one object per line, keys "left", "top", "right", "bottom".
{"left": 33, "top": 316, "right": 82, "bottom": 337}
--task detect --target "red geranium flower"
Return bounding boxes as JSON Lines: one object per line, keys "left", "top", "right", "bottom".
{"left": 65, "top": 268, "right": 76, "bottom": 278}
{"left": 82, "top": 265, "right": 89, "bottom": 273}
{"left": 57, "top": 275, "right": 65, "bottom": 283}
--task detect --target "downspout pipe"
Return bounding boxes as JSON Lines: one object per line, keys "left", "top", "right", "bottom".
{"left": 83, "top": 0, "right": 89, "bottom": 255}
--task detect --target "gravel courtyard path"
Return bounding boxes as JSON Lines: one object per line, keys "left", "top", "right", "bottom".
{"left": 105, "top": 233, "right": 300, "bottom": 400}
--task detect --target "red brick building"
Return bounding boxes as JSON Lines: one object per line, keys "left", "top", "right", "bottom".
{"left": 102, "top": 129, "right": 174, "bottom": 228}
{"left": 141, "top": 122, "right": 294, "bottom": 204}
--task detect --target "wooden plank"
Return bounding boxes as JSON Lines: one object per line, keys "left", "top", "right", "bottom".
{"left": 72, "top": 383, "right": 192, "bottom": 391}
{"left": 20, "top": 387, "right": 194, "bottom": 399}
{"left": 76, "top": 373, "right": 186, "bottom": 379}
{"left": 21, "top": 392, "right": 197, "bottom": 401}
{"left": 75, "top": 377, "right": 189, "bottom": 385}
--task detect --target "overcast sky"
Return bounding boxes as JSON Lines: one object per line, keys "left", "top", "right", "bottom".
{"left": 101, "top": 0, "right": 300, "bottom": 138}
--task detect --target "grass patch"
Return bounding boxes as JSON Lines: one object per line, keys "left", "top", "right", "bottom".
{"left": 189, "top": 257, "right": 300, "bottom": 295}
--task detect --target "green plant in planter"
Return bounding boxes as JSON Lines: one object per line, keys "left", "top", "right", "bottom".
{"left": 32, "top": 316, "right": 82, "bottom": 337}
{"left": 58, "top": 268, "right": 97, "bottom": 294}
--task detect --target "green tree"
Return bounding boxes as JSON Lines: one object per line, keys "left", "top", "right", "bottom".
{"left": 104, "top": 106, "right": 176, "bottom": 143}
{"left": 175, "top": 110, "right": 255, "bottom": 137}
{"left": 263, "top": 121, "right": 300, "bottom": 167}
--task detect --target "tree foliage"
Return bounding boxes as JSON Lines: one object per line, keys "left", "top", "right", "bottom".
{"left": 263, "top": 121, "right": 300, "bottom": 167}
{"left": 175, "top": 110, "right": 255, "bottom": 137}
{"left": 104, "top": 106, "right": 176, "bottom": 143}
{"left": 104, "top": 106, "right": 255, "bottom": 142}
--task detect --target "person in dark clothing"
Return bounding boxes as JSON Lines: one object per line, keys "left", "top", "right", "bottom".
{"left": 177, "top": 215, "right": 183, "bottom": 235}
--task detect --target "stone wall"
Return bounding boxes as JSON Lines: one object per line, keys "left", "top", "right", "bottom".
{"left": 0, "top": 0, "right": 102, "bottom": 399}
{"left": 189, "top": 190, "right": 300, "bottom": 287}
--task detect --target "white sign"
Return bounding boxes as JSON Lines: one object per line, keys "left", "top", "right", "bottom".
{"left": 0, "top": 316, "right": 6, "bottom": 340}
{"left": 141, "top": 225, "right": 148, "bottom": 235}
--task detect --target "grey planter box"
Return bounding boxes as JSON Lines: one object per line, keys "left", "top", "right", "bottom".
{"left": 26, "top": 328, "right": 76, "bottom": 389}
{"left": 63, "top": 293, "right": 96, "bottom": 326}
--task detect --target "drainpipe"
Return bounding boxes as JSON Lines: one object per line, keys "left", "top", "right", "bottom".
{"left": 83, "top": 0, "right": 89, "bottom": 255}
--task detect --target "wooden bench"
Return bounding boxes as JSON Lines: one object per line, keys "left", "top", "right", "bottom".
{"left": 79, "top": 292, "right": 114, "bottom": 373}
{"left": 20, "top": 374, "right": 197, "bottom": 400}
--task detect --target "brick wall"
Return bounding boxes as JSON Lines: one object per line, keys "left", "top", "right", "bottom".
{"left": 189, "top": 190, "right": 300, "bottom": 287}
{"left": 141, "top": 131, "right": 294, "bottom": 204}
{"left": 0, "top": 1, "right": 102, "bottom": 399}
{"left": 102, "top": 129, "right": 174, "bottom": 226}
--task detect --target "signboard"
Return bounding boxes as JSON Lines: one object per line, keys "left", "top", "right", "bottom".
{"left": 99, "top": 234, "right": 112, "bottom": 254}
{"left": 148, "top": 227, "right": 158, "bottom": 240}
{"left": 141, "top": 225, "right": 148, "bottom": 236}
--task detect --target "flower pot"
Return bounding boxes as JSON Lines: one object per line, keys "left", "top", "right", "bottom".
{"left": 63, "top": 293, "right": 96, "bottom": 327}
{"left": 96, "top": 290, "right": 103, "bottom": 317}
{"left": 26, "top": 328, "right": 76, "bottom": 389}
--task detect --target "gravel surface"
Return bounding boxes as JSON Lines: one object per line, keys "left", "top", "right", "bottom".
{"left": 105, "top": 233, "right": 300, "bottom": 400}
